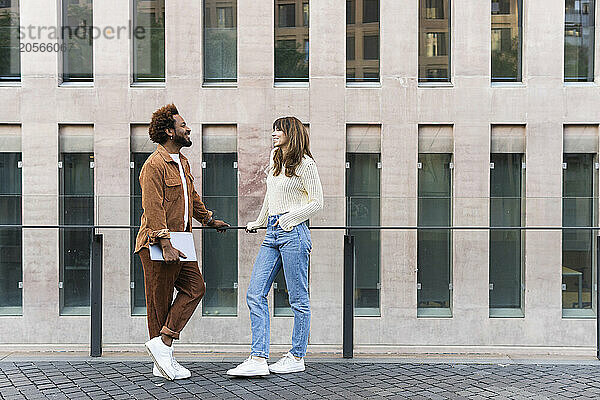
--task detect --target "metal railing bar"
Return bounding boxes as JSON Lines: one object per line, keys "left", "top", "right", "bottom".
{"left": 2, "top": 225, "right": 600, "bottom": 231}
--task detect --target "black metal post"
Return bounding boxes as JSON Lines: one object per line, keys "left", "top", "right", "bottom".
{"left": 597, "top": 235, "right": 600, "bottom": 360}
{"left": 343, "top": 234, "right": 355, "bottom": 359}
{"left": 91, "top": 233, "right": 103, "bottom": 357}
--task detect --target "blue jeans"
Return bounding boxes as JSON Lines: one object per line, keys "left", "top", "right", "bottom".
{"left": 246, "top": 214, "right": 312, "bottom": 358}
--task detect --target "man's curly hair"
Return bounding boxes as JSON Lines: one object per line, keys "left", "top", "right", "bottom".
{"left": 149, "top": 104, "right": 179, "bottom": 144}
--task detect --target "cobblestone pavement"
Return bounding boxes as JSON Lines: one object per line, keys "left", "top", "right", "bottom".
{"left": 2, "top": 359, "right": 600, "bottom": 399}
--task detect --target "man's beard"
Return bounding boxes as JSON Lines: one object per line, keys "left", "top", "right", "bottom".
{"left": 174, "top": 134, "right": 192, "bottom": 147}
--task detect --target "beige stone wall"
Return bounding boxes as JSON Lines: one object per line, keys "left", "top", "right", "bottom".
{"left": 0, "top": 0, "right": 599, "bottom": 354}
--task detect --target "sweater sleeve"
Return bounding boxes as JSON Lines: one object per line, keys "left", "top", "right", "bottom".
{"left": 246, "top": 193, "right": 269, "bottom": 230}
{"left": 246, "top": 149, "right": 275, "bottom": 230}
{"left": 278, "top": 160, "right": 324, "bottom": 231}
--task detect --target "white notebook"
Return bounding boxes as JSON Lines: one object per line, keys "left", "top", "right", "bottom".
{"left": 149, "top": 232, "right": 197, "bottom": 262}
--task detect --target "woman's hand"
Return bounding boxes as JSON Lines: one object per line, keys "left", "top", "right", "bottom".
{"left": 275, "top": 216, "right": 293, "bottom": 231}
{"left": 245, "top": 222, "right": 258, "bottom": 233}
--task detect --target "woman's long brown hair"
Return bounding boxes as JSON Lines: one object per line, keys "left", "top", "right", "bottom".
{"left": 272, "top": 117, "right": 313, "bottom": 177}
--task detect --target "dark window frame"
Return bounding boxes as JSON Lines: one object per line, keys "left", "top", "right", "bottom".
{"left": 61, "top": 0, "right": 94, "bottom": 83}
{"left": 203, "top": 0, "right": 238, "bottom": 84}
{"left": 418, "top": 0, "right": 452, "bottom": 83}
{"left": 278, "top": 3, "right": 296, "bottom": 27}
{"left": 0, "top": 0, "right": 21, "bottom": 81}
{"left": 132, "top": 0, "right": 166, "bottom": 83}
{"left": 0, "top": 152, "right": 22, "bottom": 315}
{"left": 491, "top": 0, "right": 523, "bottom": 83}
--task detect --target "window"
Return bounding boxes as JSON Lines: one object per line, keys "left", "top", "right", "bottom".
{"left": 217, "top": 7, "right": 233, "bottom": 28}
{"left": 363, "top": 35, "right": 379, "bottom": 60}
{"left": 426, "top": 0, "right": 445, "bottom": 19}
{"left": 419, "top": 0, "right": 451, "bottom": 83}
{"left": 346, "top": 0, "right": 355, "bottom": 24}
{"left": 278, "top": 3, "right": 295, "bottom": 27}
{"left": 427, "top": 68, "right": 448, "bottom": 79}
{"left": 60, "top": 152, "right": 94, "bottom": 315}
{"left": 562, "top": 154, "right": 595, "bottom": 316}
{"left": 565, "top": 0, "right": 595, "bottom": 82}
{"left": 346, "top": 153, "right": 381, "bottom": 316}
{"left": 347, "top": 36, "right": 355, "bottom": 60}
{"left": 205, "top": 7, "right": 211, "bottom": 26}
{"left": 491, "top": 28, "right": 512, "bottom": 52}
{"left": 133, "top": 0, "right": 165, "bottom": 83}
{"left": 130, "top": 152, "right": 151, "bottom": 315}
{"left": 363, "top": 71, "right": 379, "bottom": 79}
{"left": 492, "top": 0, "right": 511, "bottom": 14}
{"left": 304, "top": 39, "right": 309, "bottom": 62}
{"left": 490, "top": 154, "right": 524, "bottom": 317}
{"left": 275, "top": 1, "right": 309, "bottom": 83}
{"left": 347, "top": 0, "right": 380, "bottom": 83}
{"left": 303, "top": 2, "right": 309, "bottom": 26}
{"left": 362, "top": 0, "right": 379, "bottom": 23}
{"left": 425, "top": 32, "right": 448, "bottom": 57}
{"left": 0, "top": 152, "right": 22, "bottom": 315}
{"left": 0, "top": 0, "right": 20, "bottom": 81}
{"left": 491, "top": 0, "right": 522, "bottom": 82}
{"left": 62, "top": 0, "right": 93, "bottom": 82}
{"left": 417, "top": 154, "right": 452, "bottom": 316}
{"left": 274, "top": 270, "right": 292, "bottom": 315}
{"left": 204, "top": 0, "right": 237, "bottom": 84}
{"left": 202, "top": 153, "right": 238, "bottom": 316}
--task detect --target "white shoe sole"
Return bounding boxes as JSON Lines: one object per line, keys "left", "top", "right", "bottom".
{"left": 269, "top": 366, "right": 305, "bottom": 374}
{"left": 154, "top": 367, "right": 190, "bottom": 380}
{"left": 226, "top": 369, "right": 270, "bottom": 377}
{"left": 145, "top": 343, "right": 174, "bottom": 381}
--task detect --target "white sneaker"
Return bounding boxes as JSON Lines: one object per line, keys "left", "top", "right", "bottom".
{"left": 152, "top": 364, "right": 162, "bottom": 378}
{"left": 144, "top": 337, "right": 177, "bottom": 381}
{"left": 172, "top": 358, "right": 192, "bottom": 379}
{"left": 226, "top": 356, "right": 270, "bottom": 377}
{"left": 153, "top": 358, "right": 191, "bottom": 380}
{"left": 268, "top": 352, "right": 305, "bottom": 374}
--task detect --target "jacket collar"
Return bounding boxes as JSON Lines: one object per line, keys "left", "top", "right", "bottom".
{"left": 156, "top": 144, "right": 188, "bottom": 165}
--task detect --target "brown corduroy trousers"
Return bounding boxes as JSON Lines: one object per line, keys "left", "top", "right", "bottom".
{"left": 138, "top": 248, "right": 206, "bottom": 340}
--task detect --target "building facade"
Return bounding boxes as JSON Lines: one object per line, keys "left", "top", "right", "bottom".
{"left": 0, "top": 0, "right": 599, "bottom": 355}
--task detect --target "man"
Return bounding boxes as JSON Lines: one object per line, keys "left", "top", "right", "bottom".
{"left": 135, "top": 104, "right": 229, "bottom": 380}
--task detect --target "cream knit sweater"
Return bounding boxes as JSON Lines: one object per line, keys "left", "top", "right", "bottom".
{"left": 247, "top": 149, "right": 324, "bottom": 231}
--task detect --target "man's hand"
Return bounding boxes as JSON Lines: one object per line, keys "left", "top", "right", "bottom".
{"left": 159, "top": 238, "right": 187, "bottom": 263}
{"left": 208, "top": 219, "right": 230, "bottom": 233}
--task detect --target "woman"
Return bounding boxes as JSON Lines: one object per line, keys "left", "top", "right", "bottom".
{"left": 227, "top": 117, "right": 324, "bottom": 377}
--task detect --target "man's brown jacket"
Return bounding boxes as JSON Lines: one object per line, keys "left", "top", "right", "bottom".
{"left": 134, "top": 144, "right": 213, "bottom": 253}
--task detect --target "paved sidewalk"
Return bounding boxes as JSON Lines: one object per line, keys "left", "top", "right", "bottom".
{"left": 1, "top": 356, "right": 600, "bottom": 399}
